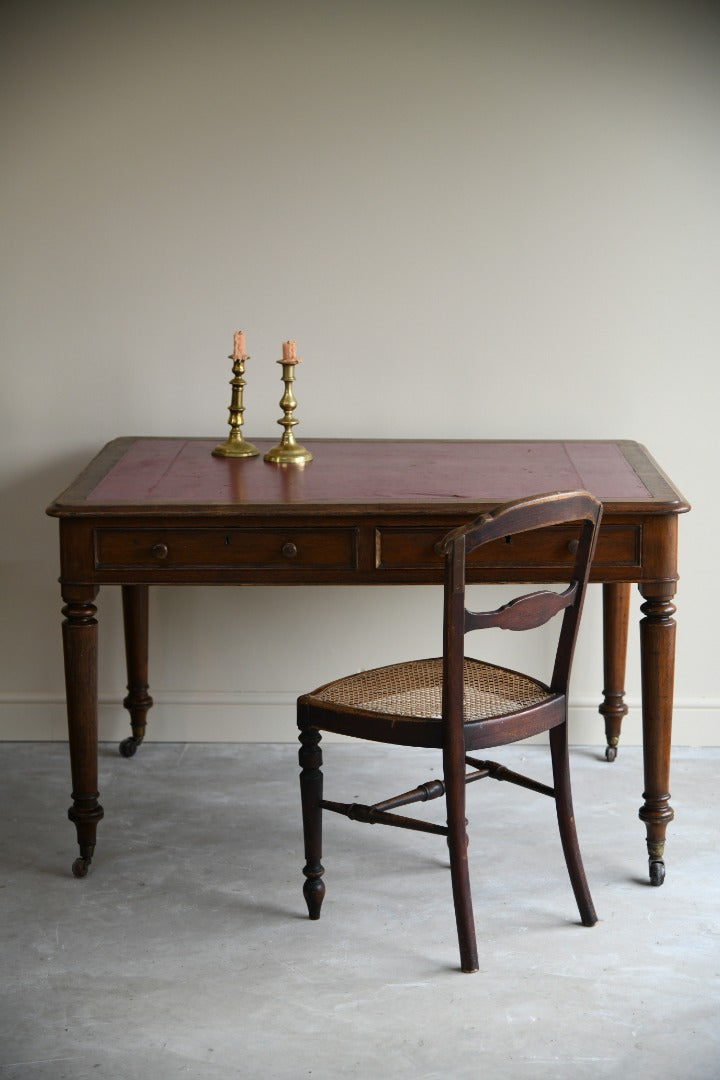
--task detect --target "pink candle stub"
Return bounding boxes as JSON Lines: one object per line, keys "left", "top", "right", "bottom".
{"left": 232, "top": 330, "right": 247, "bottom": 359}
{"left": 281, "top": 339, "right": 300, "bottom": 364}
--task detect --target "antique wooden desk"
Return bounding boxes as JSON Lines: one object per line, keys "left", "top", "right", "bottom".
{"left": 47, "top": 438, "right": 689, "bottom": 885}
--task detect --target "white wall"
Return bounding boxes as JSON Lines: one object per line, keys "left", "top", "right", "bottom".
{"left": 2, "top": 1, "right": 718, "bottom": 744}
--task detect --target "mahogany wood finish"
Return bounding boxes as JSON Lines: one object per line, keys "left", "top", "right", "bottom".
{"left": 298, "top": 721, "right": 325, "bottom": 919}
{"left": 600, "top": 583, "right": 632, "bottom": 761}
{"left": 47, "top": 438, "right": 689, "bottom": 886}
{"left": 61, "top": 585, "right": 103, "bottom": 878}
{"left": 120, "top": 585, "right": 153, "bottom": 757}
{"left": 298, "top": 492, "right": 602, "bottom": 972}
{"left": 639, "top": 588, "right": 677, "bottom": 887}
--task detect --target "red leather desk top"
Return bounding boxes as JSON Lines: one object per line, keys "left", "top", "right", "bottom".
{"left": 83, "top": 438, "right": 654, "bottom": 508}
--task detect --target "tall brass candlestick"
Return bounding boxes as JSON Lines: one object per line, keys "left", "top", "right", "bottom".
{"left": 212, "top": 331, "right": 259, "bottom": 459}
{"left": 263, "top": 340, "right": 313, "bottom": 465}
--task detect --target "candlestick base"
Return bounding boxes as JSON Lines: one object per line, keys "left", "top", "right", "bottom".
{"left": 263, "top": 437, "right": 313, "bottom": 466}
{"left": 212, "top": 434, "right": 259, "bottom": 459}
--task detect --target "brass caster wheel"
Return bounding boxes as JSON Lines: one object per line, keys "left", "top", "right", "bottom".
{"left": 119, "top": 736, "right": 141, "bottom": 758}
{"left": 649, "top": 860, "right": 665, "bottom": 887}
{"left": 72, "top": 857, "right": 91, "bottom": 878}
{"left": 605, "top": 744, "right": 617, "bottom": 762}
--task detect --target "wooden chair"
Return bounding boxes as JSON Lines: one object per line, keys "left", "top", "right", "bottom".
{"left": 297, "top": 491, "right": 602, "bottom": 972}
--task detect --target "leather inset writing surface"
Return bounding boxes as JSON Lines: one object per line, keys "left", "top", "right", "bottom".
{"left": 86, "top": 439, "right": 652, "bottom": 507}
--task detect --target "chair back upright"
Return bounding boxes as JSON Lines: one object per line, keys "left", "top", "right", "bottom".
{"left": 438, "top": 490, "right": 603, "bottom": 751}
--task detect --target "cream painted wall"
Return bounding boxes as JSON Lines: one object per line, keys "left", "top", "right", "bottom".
{"left": 2, "top": 1, "right": 718, "bottom": 744}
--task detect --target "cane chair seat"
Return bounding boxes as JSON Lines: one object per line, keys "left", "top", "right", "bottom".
{"left": 311, "top": 657, "right": 552, "bottom": 722}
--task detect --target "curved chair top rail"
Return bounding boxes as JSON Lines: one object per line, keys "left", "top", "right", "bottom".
{"left": 436, "top": 490, "right": 602, "bottom": 557}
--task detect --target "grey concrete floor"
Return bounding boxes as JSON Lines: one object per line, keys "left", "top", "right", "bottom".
{"left": 1, "top": 741, "right": 718, "bottom": 1080}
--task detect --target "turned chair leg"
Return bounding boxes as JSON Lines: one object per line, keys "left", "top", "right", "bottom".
{"left": 298, "top": 725, "right": 325, "bottom": 919}
{"left": 549, "top": 722, "right": 597, "bottom": 927}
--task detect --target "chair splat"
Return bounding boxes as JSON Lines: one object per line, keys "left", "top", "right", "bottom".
{"left": 465, "top": 583, "right": 578, "bottom": 633}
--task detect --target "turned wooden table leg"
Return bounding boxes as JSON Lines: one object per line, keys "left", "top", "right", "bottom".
{"left": 62, "top": 586, "right": 104, "bottom": 878}
{"left": 119, "top": 585, "right": 153, "bottom": 758}
{"left": 638, "top": 584, "right": 676, "bottom": 886}
{"left": 298, "top": 720, "right": 325, "bottom": 919}
{"left": 599, "top": 583, "right": 631, "bottom": 761}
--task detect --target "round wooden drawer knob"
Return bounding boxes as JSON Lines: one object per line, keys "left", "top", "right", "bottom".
{"left": 281, "top": 541, "right": 298, "bottom": 559}
{"left": 152, "top": 543, "right": 169, "bottom": 560}
{"left": 567, "top": 539, "right": 579, "bottom": 554}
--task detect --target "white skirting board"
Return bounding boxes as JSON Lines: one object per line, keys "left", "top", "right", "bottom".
{"left": 0, "top": 692, "right": 717, "bottom": 745}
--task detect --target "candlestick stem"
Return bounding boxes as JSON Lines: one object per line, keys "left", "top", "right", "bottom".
{"left": 212, "top": 352, "right": 259, "bottom": 458}
{"left": 264, "top": 362, "right": 313, "bottom": 465}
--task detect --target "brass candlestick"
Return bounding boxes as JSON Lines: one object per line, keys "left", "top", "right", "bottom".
{"left": 264, "top": 341, "right": 313, "bottom": 465}
{"left": 212, "top": 332, "right": 259, "bottom": 459}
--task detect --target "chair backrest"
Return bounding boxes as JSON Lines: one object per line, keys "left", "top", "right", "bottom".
{"left": 437, "top": 491, "right": 603, "bottom": 734}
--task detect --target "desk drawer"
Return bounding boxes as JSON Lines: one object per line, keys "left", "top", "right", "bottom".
{"left": 376, "top": 524, "right": 640, "bottom": 570}
{"left": 94, "top": 527, "right": 358, "bottom": 571}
